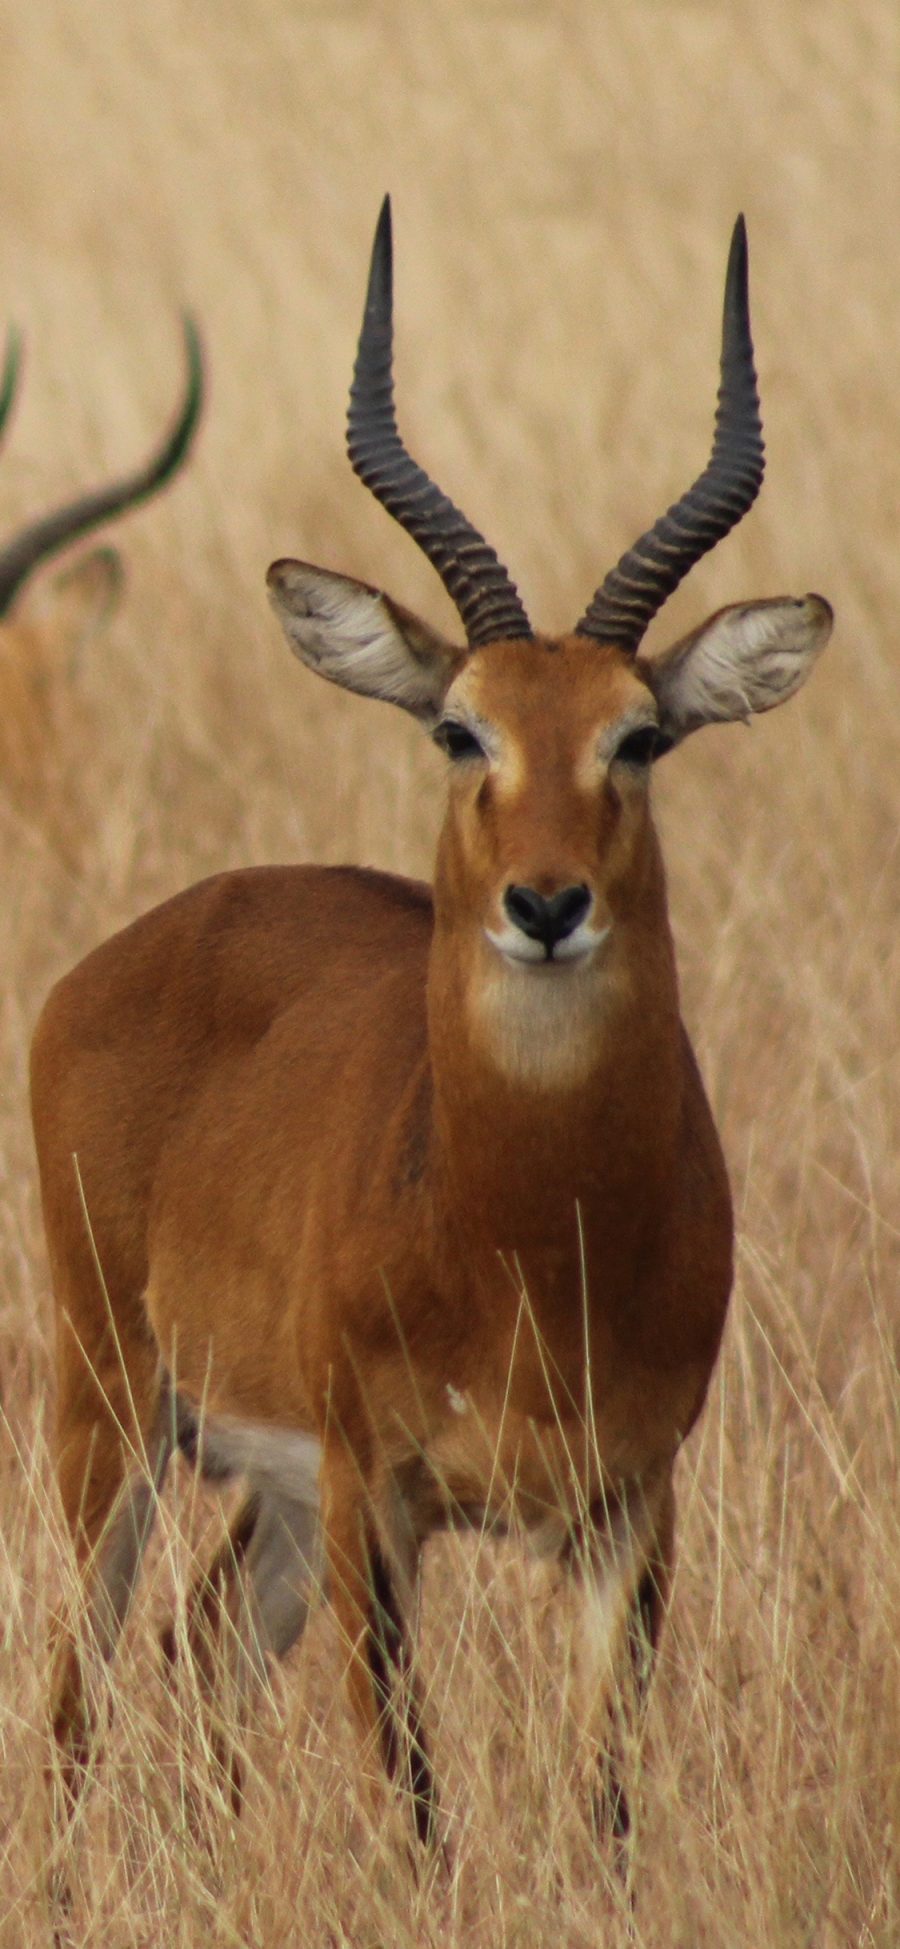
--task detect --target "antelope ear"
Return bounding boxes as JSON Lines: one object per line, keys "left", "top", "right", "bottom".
{"left": 267, "top": 559, "right": 463, "bottom": 724}
{"left": 13, "top": 546, "right": 125, "bottom": 677}
{"left": 641, "top": 594, "right": 833, "bottom": 747}
{"left": 15, "top": 544, "right": 124, "bottom": 633}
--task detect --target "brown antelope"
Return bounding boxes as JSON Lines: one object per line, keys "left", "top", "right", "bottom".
{"left": 32, "top": 201, "right": 831, "bottom": 1852}
{"left": 0, "top": 320, "right": 203, "bottom": 863}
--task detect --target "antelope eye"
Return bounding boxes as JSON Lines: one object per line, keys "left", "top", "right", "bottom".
{"left": 613, "top": 724, "right": 666, "bottom": 768}
{"left": 434, "top": 720, "right": 486, "bottom": 762}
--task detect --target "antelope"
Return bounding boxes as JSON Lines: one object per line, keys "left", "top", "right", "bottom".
{"left": 0, "top": 319, "right": 203, "bottom": 863}
{"left": 32, "top": 200, "right": 831, "bottom": 1854}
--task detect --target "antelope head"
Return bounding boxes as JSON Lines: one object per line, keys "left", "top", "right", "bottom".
{"left": 269, "top": 201, "right": 832, "bottom": 1071}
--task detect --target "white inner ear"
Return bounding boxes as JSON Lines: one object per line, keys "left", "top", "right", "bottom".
{"left": 267, "top": 560, "right": 457, "bottom": 722}
{"left": 647, "top": 594, "right": 833, "bottom": 743}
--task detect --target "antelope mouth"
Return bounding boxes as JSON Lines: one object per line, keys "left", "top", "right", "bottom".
{"left": 484, "top": 924, "right": 611, "bottom": 969}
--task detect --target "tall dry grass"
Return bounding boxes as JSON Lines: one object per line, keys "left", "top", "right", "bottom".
{"left": 1, "top": 3, "right": 898, "bottom": 1944}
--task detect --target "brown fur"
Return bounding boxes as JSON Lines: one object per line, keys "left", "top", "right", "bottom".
{"left": 31, "top": 622, "right": 748, "bottom": 1843}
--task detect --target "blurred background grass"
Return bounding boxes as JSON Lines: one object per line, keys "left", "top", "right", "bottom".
{"left": 0, "top": 4, "right": 897, "bottom": 1943}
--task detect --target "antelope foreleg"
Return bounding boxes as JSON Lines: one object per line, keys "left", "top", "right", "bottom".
{"left": 324, "top": 1466, "right": 434, "bottom": 1848}
{"left": 365, "top": 1545, "right": 435, "bottom": 1846}
{"left": 567, "top": 1474, "right": 674, "bottom": 1851}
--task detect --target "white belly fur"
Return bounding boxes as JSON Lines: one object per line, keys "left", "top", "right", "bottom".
{"left": 196, "top": 1413, "right": 322, "bottom": 1506}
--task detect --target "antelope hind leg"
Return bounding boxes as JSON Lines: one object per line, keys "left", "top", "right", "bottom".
{"left": 163, "top": 1489, "right": 320, "bottom": 1811}
{"left": 50, "top": 1366, "right": 172, "bottom": 1822}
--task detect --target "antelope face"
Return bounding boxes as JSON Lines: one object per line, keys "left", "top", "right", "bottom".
{"left": 268, "top": 190, "right": 833, "bottom": 1085}
{"left": 433, "top": 635, "right": 664, "bottom": 975}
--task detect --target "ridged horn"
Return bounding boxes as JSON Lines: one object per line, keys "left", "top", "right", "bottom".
{"left": 347, "top": 196, "right": 533, "bottom": 650}
{"left": 574, "top": 216, "right": 765, "bottom": 654}
{"left": 0, "top": 327, "right": 22, "bottom": 447}
{"left": 0, "top": 315, "right": 205, "bottom": 618}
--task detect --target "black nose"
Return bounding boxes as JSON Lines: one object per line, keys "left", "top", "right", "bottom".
{"left": 503, "top": 882, "right": 592, "bottom": 953}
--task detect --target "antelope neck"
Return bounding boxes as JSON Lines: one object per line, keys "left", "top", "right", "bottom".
{"left": 424, "top": 909, "right": 683, "bottom": 1261}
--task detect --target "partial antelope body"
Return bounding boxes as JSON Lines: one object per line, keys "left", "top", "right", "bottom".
{"left": 0, "top": 320, "right": 203, "bottom": 863}
{"left": 32, "top": 202, "right": 831, "bottom": 1851}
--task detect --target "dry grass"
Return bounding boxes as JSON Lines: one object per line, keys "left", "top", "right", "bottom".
{"left": 1, "top": 3, "right": 898, "bottom": 1943}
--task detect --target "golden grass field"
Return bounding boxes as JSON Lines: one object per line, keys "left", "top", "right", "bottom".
{"left": 1, "top": 3, "right": 898, "bottom": 1943}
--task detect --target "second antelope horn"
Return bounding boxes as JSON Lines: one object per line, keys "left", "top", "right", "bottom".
{"left": 0, "top": 315, "right": 205, "bottom": 618}
{"left": 0, "top": 327, "right": 22, "bottom": 448}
